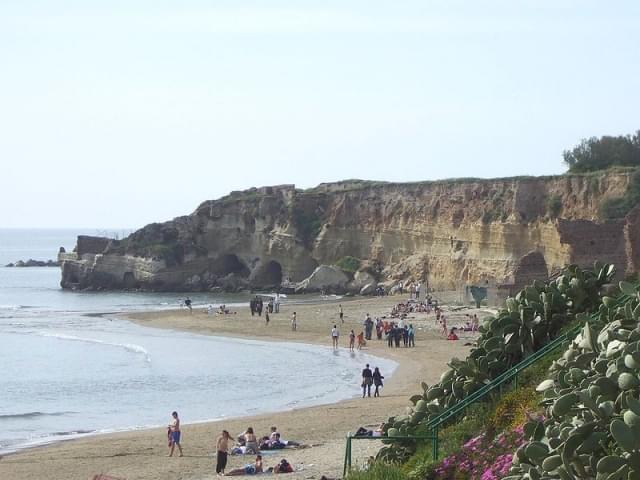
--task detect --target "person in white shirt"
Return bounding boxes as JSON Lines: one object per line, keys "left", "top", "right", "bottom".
{"left": 331, "top": 325, "right": 340, "bottom": 348}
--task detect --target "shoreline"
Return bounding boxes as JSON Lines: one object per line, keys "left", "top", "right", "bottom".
{"left": 0, "top": 296, "right": 482, "bottom": 479}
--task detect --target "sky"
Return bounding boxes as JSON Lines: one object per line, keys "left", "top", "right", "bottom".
{"left": 1, "top": 1, "right": 639, "bottom": 228}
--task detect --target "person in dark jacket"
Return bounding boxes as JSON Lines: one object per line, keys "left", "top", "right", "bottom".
{"left": 373, "top": 367, "right": 385, "bottom": 397}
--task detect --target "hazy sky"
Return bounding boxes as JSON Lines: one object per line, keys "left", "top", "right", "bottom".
{"left": 1, "top": 1, "right": 639, "bottom": 228}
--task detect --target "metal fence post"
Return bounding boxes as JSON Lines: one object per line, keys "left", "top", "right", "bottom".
{"left": 343, "top": 435, "right": 352, "bottom": 477}
{"left": 433, "top": 426, "right": 439, "bottom": 460}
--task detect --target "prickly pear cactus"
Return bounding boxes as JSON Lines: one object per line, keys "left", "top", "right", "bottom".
{"left": 378, "top": 263, "right": 616, "bottom": 463}
{"left": 508, "top": 279, "right": 640, "bottom": 480}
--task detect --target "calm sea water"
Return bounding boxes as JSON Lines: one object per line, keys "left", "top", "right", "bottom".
{"left": 0, "top": 229, "right": 396, "bottom": 454}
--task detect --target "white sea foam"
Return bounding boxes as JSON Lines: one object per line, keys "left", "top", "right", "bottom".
{"left": 36, "top": 332, "right": 152, "bottom": 362}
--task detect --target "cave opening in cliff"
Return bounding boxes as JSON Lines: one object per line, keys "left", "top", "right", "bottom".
{"left": 211, "top": 254, "right": 250, "bottom": 277}
{"left": 122, "top": 271, "right": 138, "bottom": 289}
{"left": 260, "top": 260, "right": 283, "bottom": 286}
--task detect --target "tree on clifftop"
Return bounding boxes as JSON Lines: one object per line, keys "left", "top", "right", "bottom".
{"left": 563, "top": 130, "right": 640, "bottom": 172}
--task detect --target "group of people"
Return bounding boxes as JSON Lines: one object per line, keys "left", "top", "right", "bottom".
{"left": 398, "top": 281, "right": 428, "bottom": 300}
{"left": 215, "top": 426, "right": 298, "bottom": 475}
{"left": 249, "top": 297, "right": 265, "bottom": 316}
{"left": 330, "top": 314, "right": 417, "bottom": 350}
{"left": 331, "top": 325, "right": 366, "bottom": 351}
{"left": 207, "top": 304, "right": 236, "bottom": 315}
{"left": 384, "top": 321, "right": 416, "bottom": 348}
{"left": 248, "top": 295, "right": 283, "bottom": 316}
{"left": 390, "top": 298, "right": 436, "bottom": 317}
{"left": 167, "top": 413, "right": 299, "bottom": 476}
{"left": 439, "top": 312, "right": 480, "bottom": 341}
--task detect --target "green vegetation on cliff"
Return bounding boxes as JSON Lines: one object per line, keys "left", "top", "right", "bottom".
{"left": 563, "top": 130, "right": 640, "bottom": 173}
{"left": 599, "top": 168, "right": 640, "bottom": 219}
{"left": 336, "top": 256, "right": 362, "bottom": 274}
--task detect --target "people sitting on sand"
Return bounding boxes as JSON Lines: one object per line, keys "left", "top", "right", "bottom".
{"left": 273, "top": 458, "right": 294, "bottom": 474}
{"left": 224, "top": 455, "right": 263, "bottom": 476}
{"left": 354, "top": 422, "right": 385, "bottom": 437}
{"left": 268, "top": 426, "right": 301, "bottom": 447}
{"left": 239, "top": 427, "right": 259, "bottom": 454}
{"left": 447, "top": 327, "right": 459, "bottom": 341}
{"left": 207, "top": 304, "right": 215, "bottom": 315}
{"left": 217, "top": 304, "right": 235, "bottom": 315}
{"left": 260, "top": 433, "right": 287, "bottom": 450}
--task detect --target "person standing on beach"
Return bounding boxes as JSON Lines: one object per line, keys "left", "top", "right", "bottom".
{"left": 349, "top": 330, "right": 355, "bottom": 351}
{"left": 364, "top": 313, "right": 373, "bottom": 340}
{"left": 361, "top": 364, "right": 373, "bottom": 398}
{"left": 291, "top": 312, "right": 297, "bottom": 331}
{"left": 339, "top": 304, "right": 344, "bottom": 323}
{"left": 216, "top": 429, "right": 231, "bottom": 475}
{"left": 331, "top": 324, "right": 340, "bottom": 349}
{"left": 184, "top": 297, "right": 192, "bottom": 314}
{"left": 408, "top": 323, "right": 415, "bottom": 347}
{"left": 373, "top": 367, "right": 384, "bottom": 397}
{"left": 168, "top": 411, "right": 183, "bottom": 457}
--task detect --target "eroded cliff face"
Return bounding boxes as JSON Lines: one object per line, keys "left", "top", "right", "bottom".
{"left": 60, "top": 172, "right": 640, "bottom": 293}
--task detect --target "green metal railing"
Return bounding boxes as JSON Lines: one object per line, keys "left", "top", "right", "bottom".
{"left": 342, "top": 315, "right": 597, "bottom": 477}
{"left": 343, "top": 434, "right": 436, "bottom": 476}
{"left": 424, "top": 322, "right": 583, "bottom": 432}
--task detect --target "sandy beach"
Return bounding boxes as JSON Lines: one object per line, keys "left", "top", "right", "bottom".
{"left": 0, "top": 296, "right": 484, "bottom": 480}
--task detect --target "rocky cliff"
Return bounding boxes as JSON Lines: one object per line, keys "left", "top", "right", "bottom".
{"left": 60, "top": 171, "right": 640, "bottom": 296}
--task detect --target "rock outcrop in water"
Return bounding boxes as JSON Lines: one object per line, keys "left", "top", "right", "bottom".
{"left": 6, "top": 259, "right": 60, "bottom": 267}
{"left": 59, "top": 171, "right": 640, "bottom": 299}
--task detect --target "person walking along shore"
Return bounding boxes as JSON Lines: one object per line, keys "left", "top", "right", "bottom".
{"left": 168, "top": 411, "right": 183, "bottom": 457}
{"left": 361, "top": 364, "right": 373, "bottom": 398}
{"left": 373, "top": 367, "right": 384, "bottom": 397}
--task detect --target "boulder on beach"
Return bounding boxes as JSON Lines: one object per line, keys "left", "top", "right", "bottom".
{"left": 296, "top": 265, "right": 349, "bottom": 293}
{"left": 360, "top": 283, "right": 376, "bottom": 295}
{"left": 347, "top": 270, "right": 376, "bottom": 292}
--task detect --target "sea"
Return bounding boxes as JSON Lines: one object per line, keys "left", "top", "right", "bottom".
{"left": 0, "top": 229, "right": 396, "bottom": 454}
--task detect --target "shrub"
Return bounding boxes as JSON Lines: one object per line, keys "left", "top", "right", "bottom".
{"left": 291, "top": 206, "right": 322, "bottom": 246}
{"left": 563, "top": 130, "right": 640, "bottom": 172}
{"left": 336, "top": 256, "right": 361, "bottom": 273}
{"left": 547, "top": 194, "right": 562, "bottom": 218}
{"left": 346, "top": 462, "right": 407, "bottom": 480}
{"left": 600, "top": 196, "right": 631, "bottom": 219}
{"left": 599, "top": 168, "right": 640, "bottom": 219}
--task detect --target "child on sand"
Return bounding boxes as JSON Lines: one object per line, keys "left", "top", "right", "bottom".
{"left": 357, "top": 331, "right": 366, "bottom": 350}
{"left": 349, "top": 330, "right": 355, "bottom": 351}
{"left": 291, "top": 312, "right": 297, "bottom": 331}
